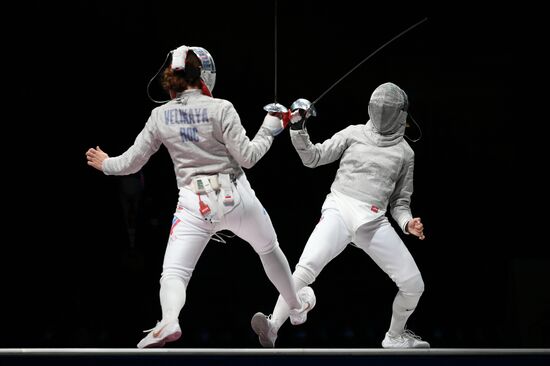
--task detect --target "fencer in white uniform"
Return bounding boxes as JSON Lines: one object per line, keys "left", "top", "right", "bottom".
{"left": 86, "top": 45, "right": 315, "bottom": 348}
{"left": 251, "top": 82, "right": 429, "bottom": 348}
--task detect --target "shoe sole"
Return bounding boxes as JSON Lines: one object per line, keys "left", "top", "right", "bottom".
{"left": 382, "top": 338, "right": 430, "bottom": 349}
{"left": 138, "top": 325, "right": 182, "bottom": 348}
{"left": 382, "top": 343, "right": 430, "bottom": 349}
{"left": 251, "top": 312, "right": 275, "bottom": 348}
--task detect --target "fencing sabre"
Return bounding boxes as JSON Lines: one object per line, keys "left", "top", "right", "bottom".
{"left": 263, "top": 0, "right": 289, "bottom": 115}
{"left": 290, "top": 16, "right": 428, "bottom": 135}
{"left": 310, "top": 17, "right": 428, "bottom": 108}
{"left": 317, "top": 17, "right": 428, "bottom": 142}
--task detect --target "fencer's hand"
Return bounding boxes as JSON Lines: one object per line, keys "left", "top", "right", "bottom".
{"left": 289, "top": 109, "right": 307, "bottom": 130}
{"left": 288, "top": 98, "right": 316, "bottom": 130}
{"left": 86, "top": 146, "right": 109, "bottom": 172}
{"left": 269, "top": 110, "right": 292, "bottom": 127}
{"left": 290, "top": 110, "right": 303, "bottom": 123}
{"left": 407, "top": 217, "right": 425, "bottom": 240}
{"left": 262, "top": 112, "right": 288, "bottom": 136}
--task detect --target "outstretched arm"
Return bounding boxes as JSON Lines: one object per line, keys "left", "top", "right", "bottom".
{"left": 87, "top": 115, "right": 162, "bottom": 176}
{"left": 287, "top": 103, "right": 349, "bottom": 168}
{"left": 290, "top": 126, "right": 349, "bottom": 168}
{"left": 86, "top": 146, "right": 109, "bottom": 172}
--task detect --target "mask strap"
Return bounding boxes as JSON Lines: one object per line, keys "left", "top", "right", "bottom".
{"left": 404, "top": 113, "right": 423, "bottom": 142}
{"left": 146, "top": 51, "right": 172, "bottom": 104}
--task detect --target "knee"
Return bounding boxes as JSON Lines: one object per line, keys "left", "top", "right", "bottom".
{"left": 294, "top": 264, "right": 317, "bottom": 286}
{"left": 399, "top": 273, "right": 425, "bottom": 297}
{"left": 254, "top": 238, "right": 279, "bottom": 256}
{"left": 161, "top": 266, "right": 192, "bottom": 288}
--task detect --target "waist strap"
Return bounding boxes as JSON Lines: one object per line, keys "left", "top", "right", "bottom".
{"left": 189, "top": 175, "right": 220, "bottom": 194}
{"left": 188, "top": 174, "right": 237, "bottom": 221}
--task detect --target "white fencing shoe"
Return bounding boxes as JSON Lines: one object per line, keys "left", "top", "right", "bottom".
{"left": 382, "top": 329, "right": 430, "bottom": 348}
{"left": 137, "top": 320, "right": 182, "bottom": 348}
{"left": 289, "top": 286, "right": 316, "bottom": 325}
{"left": 251, "top": 312, "right": 277, "bottom": 348}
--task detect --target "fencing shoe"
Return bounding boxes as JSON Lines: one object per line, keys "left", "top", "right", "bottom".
{"left": 382, "top": 329, "right": 430, "bottom": 348}
{"left": 289, "top": 286, "right": 316, "bottom": 325}
{"left": 137, "top": 319, "right": 182, "bottom": 348}
{"left": 251, "top": 312, "right": 277, "bottom": 348}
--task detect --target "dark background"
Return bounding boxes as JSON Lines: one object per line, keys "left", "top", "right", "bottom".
{"left": 4, "top": 0, "right": 548, "bottom": 349}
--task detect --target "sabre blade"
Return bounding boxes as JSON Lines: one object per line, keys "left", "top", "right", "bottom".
{"left": 312, "top": 17, "right": 428, "bottom": 106}
{"left": 264, "top": 0, "right": 289, "bottom": 112}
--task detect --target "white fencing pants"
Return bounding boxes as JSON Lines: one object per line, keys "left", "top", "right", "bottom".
{"left": 270, "top": 205, "right": 424, "bottom": 336}
{"left": 157, "top": 173, "right": 300, "bottom": 325}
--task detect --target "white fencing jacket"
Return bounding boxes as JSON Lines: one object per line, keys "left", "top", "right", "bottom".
{"left": 102, "top": 89, "right": 275, "bottom": 188}
{"left": 290, "top": 82, "right": 415, "bottom": 233}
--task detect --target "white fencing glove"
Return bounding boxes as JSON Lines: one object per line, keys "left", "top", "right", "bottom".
{"left": 262, "top": 112, "right": 289, "bottom": 136}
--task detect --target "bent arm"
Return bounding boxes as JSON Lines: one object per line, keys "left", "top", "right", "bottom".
{"left": 289, "top": 128, "right": 348, "bottom": 168}
{"left": 222, "top": 104, "right": 275, "bottom": 169}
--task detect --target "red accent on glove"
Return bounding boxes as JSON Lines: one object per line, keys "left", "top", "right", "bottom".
{"left": 282, "top": 109, "right": 291, "bottom": 128}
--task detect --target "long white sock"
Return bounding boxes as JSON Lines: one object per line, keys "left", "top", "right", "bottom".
{"left": 159, "top": 276, "right": 187, "bottom": 323}
{"left": 388, "top": 275, "right": 424, "bottom": 336}
{"left": 270, "top": 275, "right": 308, "bottom": 331}
{"left": 259, "top": 246, "right": 301, "bottom": 310}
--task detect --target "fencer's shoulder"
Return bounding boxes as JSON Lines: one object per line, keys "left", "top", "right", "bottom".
{"left": 151, "top": 99, "right": 181, "bottom": 112}
{"left": 207, "top": 96, "right": 234, "bottom": 109}
{"left": 400, "top": 139, "right": 415, "bottom": 156}
{"left": 335, "top": 124, "right": 366, "bottom": 138}
{"left": 149, "top": 101, "right": 174, "bottom": 118}
{"left": 335, "top": 124, "right": 363, "bottom": 134}
{"left": 347, "top": 124, "right": 366, "bottom": 132}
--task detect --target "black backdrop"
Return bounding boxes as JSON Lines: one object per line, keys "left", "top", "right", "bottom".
{"left": 4, "top": 1, "right": 548, "bottom": 348}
